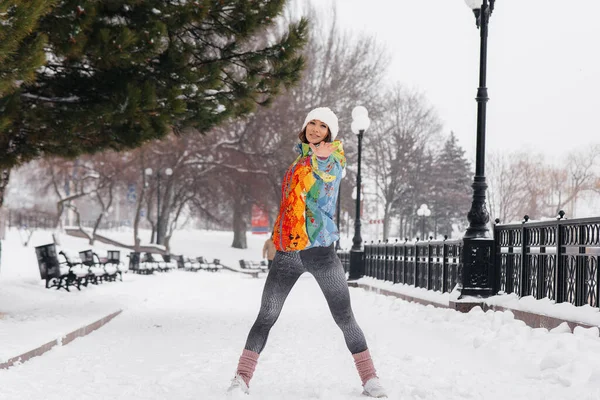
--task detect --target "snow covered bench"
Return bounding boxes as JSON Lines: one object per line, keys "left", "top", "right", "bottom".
{"left": 59, "top": 249, "right": 94, "bottom": 288}
{"left": 34, "top": 244, "right": 81, "bottom": 291}
{"left": 238, "top": 260, "right": 268, "bottom": 278}
{"left": 158, "top": 254, "right": 178, "bottom": 272}
{"left": 79, "top": 249, "right": 118, "bottom": 283}
{"left": 197, "top": 257, "right": 222, "bottom": 272}
{"left": 178, "top": 255, "right": 201, "bottom": 271}
{"left": 103, "top": 250, "right": 129, "bottom": 281}
{"left": 175, "top": 255, "right": 185, "bottom": 269}
{"left": 142, "top": 253, "right": 174, "bottom": 272}
{"left": 239, "top": 260, "right": 268, "bottom": 271}
{"left": 128, "top": 252, "right": 155, "bottom": 274}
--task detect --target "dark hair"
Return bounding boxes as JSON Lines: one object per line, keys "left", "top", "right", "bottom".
{"left": 298, "top": 126, "right": 332, "bottom": 144}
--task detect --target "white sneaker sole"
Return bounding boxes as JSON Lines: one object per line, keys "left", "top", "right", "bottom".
{"left": 362, "top": 390, "right": 387, "bottom": 398}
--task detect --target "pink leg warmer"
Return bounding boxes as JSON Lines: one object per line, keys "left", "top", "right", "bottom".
{"left": 236, "top": 349, "right": 260, "bottom": 386}
{"left": 353, "top": 349, "right": 377, "bottom": 385}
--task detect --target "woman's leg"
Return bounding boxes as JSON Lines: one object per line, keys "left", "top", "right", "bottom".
{"left": 234, "top": 251, "right": 304, "bottom": 387}
{"left": 301, "top": 246, "right": 380, "bottom": 388}
{"left": 300, "top": 245, "right": 367, "bottom": 354}
{"left": 244, "top": 251, "right": 305, "bottom": 353}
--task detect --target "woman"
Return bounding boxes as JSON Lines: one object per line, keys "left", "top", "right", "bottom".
{"left": 228, "top": 107, "right": 387, "bottom": 398}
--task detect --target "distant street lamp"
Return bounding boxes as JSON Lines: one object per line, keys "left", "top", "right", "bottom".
{"left": 416, "top": 204, "right": 431, "bottom": 240}
{"left": 348, "top": 106, "right": 370, "bottom": 281}
{"left": 145, "top": 167, "right": 173, "bottom": 245}
{"left": 462, "top": 0, "right": 496, "bottom": 296}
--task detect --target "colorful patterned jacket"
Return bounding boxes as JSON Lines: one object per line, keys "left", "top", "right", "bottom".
{"left": 273, "top": 141, "right": 346, "bottom": 252}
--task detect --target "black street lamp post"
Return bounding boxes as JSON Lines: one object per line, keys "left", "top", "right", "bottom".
{"left": 461, "top": 0, "right": 496, "bottom": 296}
{"left": 348, "top": 106, "right": 370, "bottom": 281}
{"left": 145, "top": 167, "right": 173, "bottom": 245}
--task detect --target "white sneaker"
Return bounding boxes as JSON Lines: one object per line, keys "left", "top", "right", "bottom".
{"left": 362, "top": 377, "right": 387, "bottom": 398}
{"left": 227, "top": 374, "right": 249, "bottom": 395}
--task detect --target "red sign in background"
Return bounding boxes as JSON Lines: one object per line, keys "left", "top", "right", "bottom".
{"left": 251, "top": 205, "right": 269, "bottom": 235}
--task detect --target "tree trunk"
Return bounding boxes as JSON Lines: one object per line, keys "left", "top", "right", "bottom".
{"left": 0, "top": 169, "right": 9, "bottom": 272}
{"left": 54, "top": 202, "right": 65, "bottom": 230}
{"left": 383, "top": 209, "right": 391, "bottom": 240}
{"left": 92, "top": 184, "right": 113, "bottom": 246}
{"left": 232, "top": 194, "right": 249, "bottom": 249}
{"left": 164, "top": 234, "right": 171, "bottom": 254}
{"left": 0, "top": 168, "right": 10, "bottom": 208}
{"left": 133, "top": 185, "right": 145, "bottom": 251}
{"left": 157, "top": 192, "right": 170, "bottom": 246}
{"left": 91, "top": 214, "right": 101, "bottom": 245}
{"left": 133, "top": 156, "right": 148, "bottom": 251}
{"left": 70, "top": 205, "right": 92, "bottom": 243}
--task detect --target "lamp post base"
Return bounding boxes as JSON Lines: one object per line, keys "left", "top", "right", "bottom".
{"left": 348, "top": 249, "right": 364, "bottom": 281}
{"left": 460, "top": 237, "right": 495, "bottom": 297}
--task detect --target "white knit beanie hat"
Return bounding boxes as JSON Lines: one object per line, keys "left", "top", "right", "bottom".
{"left": 302, "top": 107, "right": 339, "bottom": 140}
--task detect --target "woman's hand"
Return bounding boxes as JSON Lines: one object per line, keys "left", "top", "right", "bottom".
{"left": 309, "top": 142, "right": 334, "bottom": 158}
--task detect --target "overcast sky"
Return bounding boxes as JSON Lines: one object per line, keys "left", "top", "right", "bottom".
{"left": 312, "top": 0, "right": 600, "bottom": 161}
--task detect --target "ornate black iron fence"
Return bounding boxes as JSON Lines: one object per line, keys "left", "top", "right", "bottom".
{"left": 338, "top": 251, "right": 350, "bottom": 273}
{"left": 355, "top": 238, "right": 463, "bottom": 293}
{"left": 495, "top": 215, "right": 600, "bottom": 308}
{"left": 338, "top": 214, "right": 600, "bottom": 310}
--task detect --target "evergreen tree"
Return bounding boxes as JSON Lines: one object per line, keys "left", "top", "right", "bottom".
{"left": 0, "top": 0, "right": 54, "bottom": 206}
{"left": 431, "top": 132, "right": 472, "bottom": 236}
{"left": 0, "top": 1, "right": 52, "bottom": 97}
{"left": 0, "top": 0, "right": 307, "bottom": 204}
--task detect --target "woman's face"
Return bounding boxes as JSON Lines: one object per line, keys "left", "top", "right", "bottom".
{"left": 305, "top": 119, "right": 329, "bottom": 145}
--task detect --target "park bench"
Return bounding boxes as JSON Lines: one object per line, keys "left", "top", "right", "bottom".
{"left": 142, "top": 252, "right": 165, "bottom": 272}
{"left": 180, "top": 256, "right": 200, "bottom": 271}
{"left": 174, "top": 254, "right": 187, "bottom": 269}
{"left": 239, "top": 259, "right": 268, "bottom": 271}
{"left": 197, "top": 256, "right": 222, "bottom": 272}
{"left": 80, "top": 249, "right": 117, "bottom": 283}
{"left": 128, "top": 251, "right": 154, "bottom": 274}
{"left": 58, "top": 249, "right": 93, "bottom": 288}
{"left": 103, "top": 250, "right": 128, "bottom": 281}
{"left": 238, "top": 259, "right": 268, "bottom": 278}
{"left": 127, "top": 251, "right": 141, "bottom": 274}
{"left": 159, "top": 254, "right": 178, "bottom": 271}
{"left": 35, "top": 244, "right": 78, "bottom": 291}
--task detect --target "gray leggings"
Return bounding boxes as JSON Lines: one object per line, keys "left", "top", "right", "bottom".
{"left": 244, "top": 244, "right": 368, "bottom": 354}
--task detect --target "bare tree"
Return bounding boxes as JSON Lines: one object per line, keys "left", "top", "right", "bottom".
{"left": 544, "top": 146, "right": 600, "bottom": 216}
{"left": 37, "top": 158, "right": 99, "bottom": 230}
{"left": 78, "top": 151, "right": 132, "bottom": 245}
{"left": 364, "top": 85, "right": 442, "bottom": 239}
{"left": 487, "top": 152, "right": 531, "bottom": 223}
{"left": 488, "top": 146, "right": 600, "bottom": 223}
{"left": 190, "top": 4, "right": 390, "bottom": 248}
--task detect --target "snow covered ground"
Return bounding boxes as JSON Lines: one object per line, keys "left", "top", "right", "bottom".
{"left": 2, "top": 228, "right": 600, "bottom": 399}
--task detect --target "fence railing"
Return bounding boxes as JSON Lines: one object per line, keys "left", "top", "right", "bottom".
{"left": 496, "top": 216, "right": 600, "bottom": 308}
{"left": 6, "top": 210, "right": 131, "bottom": 231}
{"left": 340, "top": 238, "right": 463, "bottom": 294}
{"left": 7, "top": 210, "right": 55, "bottom": 230}
{"left": 338, "top": 251, "right": 350, "bottom": 273}
{"left": 338, "top": 215, "right": 600, "bottom": 310}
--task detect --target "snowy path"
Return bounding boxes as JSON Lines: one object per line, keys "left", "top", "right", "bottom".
{"left": 1, "top": 270, "right": 600, "bottom": 400}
